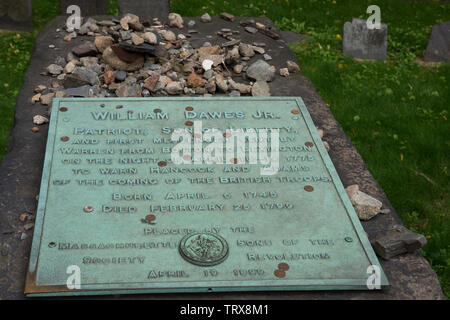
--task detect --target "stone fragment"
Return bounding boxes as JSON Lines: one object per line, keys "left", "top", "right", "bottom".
{"left": 120, "top": 30, "right": 131, "bottom": 40}
{"left": 165, "top": 81, "right": 183, "bottom": 95}
{"left": 343, "top": 18, "right": 387, "bottom": 61}
{"left": 161, "top": 30, "right": 176, "bottom": 41}
{"left": 97, "top": 20, "right": 115, "bottom": 26}
{"left": 246, "top": 60, "right": 275, "bottom": 82}
{"left": 103, "top": 47, "right": 145, "bottom": 71}
{"left": 23, "top": 223, "right": 34, "bottom": 231}
{"left": 55, "top": 56, "right": 66, "bottom": 67}
{"left": 54, "top": 90, "right": 68, "bottom": 98}
{"left": 144, "top": 75, "right": 160, "bottom": 92}
{"left": 233, "top": 64, "right": 243, "bottom": 74}
{"left": 89, "top": 23, "right": 99, "bottom": 33}
{"left": 120, "top": 13, "right": 143, "bottom": 31}
{"left": 115, "top": 70, "right": 127, "bottom": 82}
{"left": 33, "top": 115, "right": 49, "bottom": 125}
{"left": 202, "top": 59, "right": 214, "bottom": 71}
{"left": 323, "top": 141, "right": 330, "bottom": 152}
{"left": 216, "top": 77, "right": 228, "bottom": 93}
{"left": 198, "top": 45, "right": 221, "bottom": 56}
{"left": 371, "top": 225, "right": 428, "bottom": 259}
{"left": 206, "top": 78, "right": 216, "bottom": 93}
{"left": 118, "top": 42, "right": 157, "bottom": 55}
{"left": 424, "top": 21, "right": 450, "bottom": 62}
{"left": 251, "top": 81, "right": 270, "bottom": 96}
{"left": 349, "top": 190, "right": 382, "bottom": 221}
{"left": 199, "top": 55, "right": 223, "bottom": 67}
{"left": 64, "top": 61, "right": 76, "bottom": 74}
{"left": 245, "top": 27, "right": 258, "bottom": 34}
{"left": 131, "top": 33, "right": 145, "bottom": 45}
{"left": 200, "top": 13, "right": 212, "bottom": 23}
{"left": 228, "top": 79, "right": 252, "bottom": 94}
{"left": 168, "top": 13, "right": 184, "bottom": 29}
{"left": 115, "top": 83, "right": 141, "bottom": 97}
{"left": 94, "top": 36, "right": 114, "bottom": 53}
{"left": 78, "top": 18, "right": 97, "bottom": 35}
{"left": 34, "top": 85, "right": 46, "bottom": 93}
{"left": 203, "top": 69, "right": 215, "bottom": 80}
{"left": 19, "top": 212, "right": 33, "bottom": 222}
{"left": 280, "top": 68, "right": 290, "bottom": 77}
{"left": 80, "top": 57, "right": 99, "bottom": 67}
{"left": 286, "top": 60, "right": 300, "bottom": 73}
{"left": 252, "top": 46, "right": 265, "bottom": 54}
{"left": 263, "top": 54, "right": 272, "bottom": 61}
{"left": 229, "top": 90, "right": 240, "bottom": 97}
{"left": 239, "top": 43, "right": 255, "bottom": 57}
{"left": 317, "top": 128, "right": 324, "bottom": 139}
{"left": 103, "top": 70, "right": 115, "bottom": 85}
{"left": 47, "top": 64, "right": 63, "bottom": 75}
{"left": 187, "top": 71, "right": 206, "bottom": 88}
{"left": 220, "top": 13, "right": 235, "bottom": 22}
{"left": 31, "top": 93, "right": 41, "bottom": 104}
{"left": 65, "top": 67, "right": 99, "bottom": 87}
{"left": 72, "top": 41, "right": 97, "bottom": 57}
{"left": 40, "top": 93, "right": 54, "bottom": 105}
{"left": 143, "top": 32, "right": 159, "bottom": 45}
{"left": 345, "top": 184, "right": 360, "bottom": 199}
{"left": 64, "top": 85, "right": 96, "bottom": 97}
{"left": 222, "top": 39, "right": 241, "bottom": 47}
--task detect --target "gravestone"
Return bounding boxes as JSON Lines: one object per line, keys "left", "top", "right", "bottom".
{"left": 117, "top": 0, "right": 170, "bottom": 21}
{"left": 0, "top": 0, "right": 32, "bottom": 31}
{"left": 343, "top": 18, "right": 387, "bottom": 61}
{"left": 0, "top": 15, "right": 444, "bottom": 299}
{"left": 59, "top": 0, "right": 108, "bottom": 17}
{"left": 424, "top": 21, "right": 450, "bottom": 62}
{"left": 25, "top": 97, "right": 387, "bottom": 296}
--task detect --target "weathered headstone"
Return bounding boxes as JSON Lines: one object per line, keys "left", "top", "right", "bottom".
{"left": 343, "top": 18, "right": 387, "bottom": 61}
{"left": 424, "top": 21, "right": 450, "bottom": 62}
{"left": 117, "top": 0, "right": 170, "bottom": 21}
{"left": 25, "top": 97, "right": 387, "bottom": 296}
{"left": 59, "top": 0, "right": 108, "bottom": 17}
{"left": 0, "top": 0, "right": 32, "bottom": 31}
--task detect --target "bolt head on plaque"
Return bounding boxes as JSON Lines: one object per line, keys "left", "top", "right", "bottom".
{"left": 179, "top": 233, "right": 229, "bottom": 267}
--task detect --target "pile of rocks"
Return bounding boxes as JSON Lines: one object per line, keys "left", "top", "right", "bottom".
{"left": 33, "top": 12, "right": 300, "bottom": 111}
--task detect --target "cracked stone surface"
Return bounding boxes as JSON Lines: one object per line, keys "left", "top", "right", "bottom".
{"left": 0, "top": 15, "right": 444, "bottom": 300}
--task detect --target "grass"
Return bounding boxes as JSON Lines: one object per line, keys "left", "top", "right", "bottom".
{"left": 0, "top": 0, "right": 448, "bottom": 298}
{"left": 171, "top": 0, "right": 450, "bottom": 298}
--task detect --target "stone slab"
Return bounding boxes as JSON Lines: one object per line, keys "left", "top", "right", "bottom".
{"left": 117, "top": 0, "right": 170, "bottom": 21}
{"left": 0, "top": 15, "right": 444, "bottom": 299}
{"left": 424, "top": 21, "right": 450, "bottom": 62}
{"left": 343, "top": 18, "right": 387, "bottom": 61}
{"left": 0, "top": 0, "right": 32, "bottom": 31}
{"left": 25, "top": 97, "right": 386, "bottom": 296}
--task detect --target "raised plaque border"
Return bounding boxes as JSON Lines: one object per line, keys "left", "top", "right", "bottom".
{"left": 25, "top": 97, "right": 388, "bottom": 297}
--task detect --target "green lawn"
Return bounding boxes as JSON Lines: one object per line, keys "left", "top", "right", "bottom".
{"left": 0, "top": 0, "right": 448, "bottom": 298}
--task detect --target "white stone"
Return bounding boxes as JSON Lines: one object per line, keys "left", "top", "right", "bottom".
{"left": 161, "top": 30, "right": 176, "bottom": 41}
{"left": 280, "top": 68, "right": 290, "bottom": 77}
{"left": 143, "top": 32, "right": 158, "bottom": 44}
{"left": 350, "top": 190, "right": 382, "bottom": 221}
{"left": 168, "top": 13, "right": 184, "bottom": 29}
{"left": 200, "top": 13, "right": 212, "bottom": 23}
{"left": 202, "top": 59, "right": 214, "bottom": 71}
{"left": 33, "top": 115, "right": 49, "bottom": 125}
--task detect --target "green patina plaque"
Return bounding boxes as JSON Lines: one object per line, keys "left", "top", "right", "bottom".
{"left": 26, "top": 97, "right": 388, "bottom": 297}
